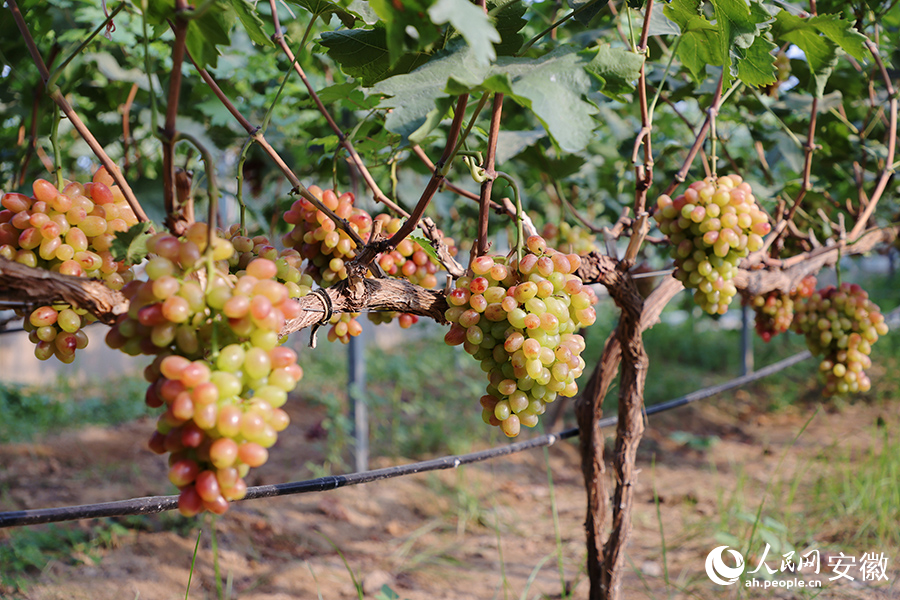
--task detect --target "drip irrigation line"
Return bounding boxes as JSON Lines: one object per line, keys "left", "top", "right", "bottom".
{"left": 0, "top": 349, "right": 819, "bottom": 529}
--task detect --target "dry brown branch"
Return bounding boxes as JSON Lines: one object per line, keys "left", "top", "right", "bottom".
{"left": 279, "top": 277, "right": 449, "bottom": 338}
{"left": 162, "top": 2, "right": 191, "bottom": 235}
{"left": 848, "top": 41, "right": 897, "bottom": 241}
{"left": 736, "top": 226, "right": 897, "bottom": 297}
{"left": 0, "top": 259, "right": 127, "bottom": 323}
{"left": 574, "top": 269, "right": 682, "bottom": 600}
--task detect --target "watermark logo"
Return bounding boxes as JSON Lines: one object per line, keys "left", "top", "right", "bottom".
{"left": 704, "top": 544, "right": 890, "bottom": 589}
{"left": 705, "top": 546, "right": 745, "bottom": 585}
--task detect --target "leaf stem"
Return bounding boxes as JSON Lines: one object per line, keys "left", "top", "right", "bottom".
{"left": 47, "top": 2, "right": 126, "bottom": 90}
{"left": 50, "top": 105, "right": 63, "bottom": 190}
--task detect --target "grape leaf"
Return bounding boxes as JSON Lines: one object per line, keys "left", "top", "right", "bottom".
{"left": 664, "top": 0, "right": 724, "bottom": 83}
{"left": 771, "top": 10, "right": 864, "bottom": 96}
{"left": 374, "top": 44, "right": 600, "bottom": 152}
{"left": 319, "top": 25, "right": 433, "bottom": 87}
{"left": 427, "top": 0, "right": 501, "bottom": 67}
{"left": 185, "top": 3, "right": 234, "bottom": 69}
{"left": 228, "top": 0, "right": 273, "bottom": 47}
{"left": 569, "top": 0, "right": 610, "bottom": 27}
{"left": 409, "top": 233, "right": 440, "bottom": 262}
{"left": 284, "top": 0, "right": 358, "bottom": 26}
{"left": 368, "top": 0, "right": 442, "bottom": 66}
{"left": 584, "top": 44, "right": 645, "bottom": 101}
{"left": 489, "top": 0, "right": 527, "bottom": 56}
{"left": 735, "top": 32, "right": 777, "bottom": 87}
{"left": 110, "top": 222, "right": 154, "bottom": 267}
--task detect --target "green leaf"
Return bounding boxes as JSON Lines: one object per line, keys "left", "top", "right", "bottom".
{"left": 584, "top": 44, "right": 645, "bottom": 101}
{"left": 284, "top": 0, "right": 358, "bottom": 26}
{"left": 427, "top": 0, "right": 501, "bottom": 66}
{"left": 185, "top": 3, "right": 234, "bottom": 69}
{"left": 368, "top": 0, "right": 442, "bottom": 65}
{"left": 812, "top": 14, "right": 869, "bottom": 61}
{"left": 228, "top": 0, "right": 274, "bottom": 46}
{"left": 409, "top": 233, "right": 440, "bottom": 262}
{"left": 496, "top": 128, "right": 546, "bottom": 164}
{"left": 110, "top": 222, "right": 154, "bottom": 267}
{"left": 373, "top": 44, "right": 600, "bottom": 152}
{"left": 711, "top": 0, "right": 763, "bottom": 84}
{"left": 664, "top": 0, "right": 724, "bottom": 82}
{"left": 489, "top": 0, "right": 527, "bottom": 56}
{"left": 735, "top": 32, "right": 777, "bottom": 87}
{"left": 772, "top": 10, "right": 861, "bottom": 96}
{"left": 570, "top": 0, "right": 610, "bottom": 27}
{"left": 319, "top": 25, "right": 432, "bottom": 87}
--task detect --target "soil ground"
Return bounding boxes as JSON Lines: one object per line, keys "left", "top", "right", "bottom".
{"left": 1, "top": 390, "right": 899, "bottom": 600}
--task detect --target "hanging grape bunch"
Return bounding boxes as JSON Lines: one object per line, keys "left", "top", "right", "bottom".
{"left": 655, "top": 175, "right": 770, "bottom": 315}
{"left": 0, "top": 169, "right": 138, "bottom": 362}
{"left": 444, "top": 235, "right": 596, "bottom": 437}
{"left": 751, "top": 275, "right": 817, "bottom": 342}
{"left": 793, "top": 282, "right": 888, "bottom": 395}
{"left": 106, "top": 227, "right": 303, "bottom": 515}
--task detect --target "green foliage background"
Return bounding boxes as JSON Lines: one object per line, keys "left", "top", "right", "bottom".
{"left": 0, "top": 0, "right": 896, "bottom": 256}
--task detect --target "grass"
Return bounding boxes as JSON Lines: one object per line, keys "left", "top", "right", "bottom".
{"left": 0, "top": 375, "right": 151, "bottom": 443}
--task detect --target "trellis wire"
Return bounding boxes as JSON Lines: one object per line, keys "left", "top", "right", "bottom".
{"left": 0, "top": 349, "right": 815, "bottom": 529}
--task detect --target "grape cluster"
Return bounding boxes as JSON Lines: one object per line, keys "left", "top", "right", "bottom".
{"left": 1, "top": 170, "right": 138, "bottom": 361}
{"left": 103, "top": 231, "right": 305, "bottom": 515}
{"left": 793, "top": 282, "right": 888, "bottom": 395}
{"left": 282, "top": 186, "right": 373, "bottom": 286}
{"left": 146, "top": 349, "right": 300, "bottom": 516}
{"left": 751, "top": 275, "right": 816, "bottom": 342}
{"left": 655, "top": 175, "right": 771, "bottom": 314}
{"left": 224, "top": 226, "right": 314, "bottom": 300}
{"left": 444, "top": 236, "right": 596, "bottom": 437}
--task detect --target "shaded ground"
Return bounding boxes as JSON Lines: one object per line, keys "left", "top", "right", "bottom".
{"left": 1, "top": 388, "right": 899, "bottom": 600}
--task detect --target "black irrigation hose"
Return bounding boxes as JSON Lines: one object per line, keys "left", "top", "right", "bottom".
{"left": 0, "top": 349, "right": 818, "bottom": 529}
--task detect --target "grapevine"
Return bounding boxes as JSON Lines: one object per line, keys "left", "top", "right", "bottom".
{"left": 444, "top": 235, "right": 597, "bottom": 437}
{"left": 793, "top": 282, "right": 888, "bottom": 396}
{"left": 655, "top": 175, "right": 770, "bottom": 315}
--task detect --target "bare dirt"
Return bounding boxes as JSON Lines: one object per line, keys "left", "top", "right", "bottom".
{"left": 1, "top": 391, "right": 898, "bottom": 600}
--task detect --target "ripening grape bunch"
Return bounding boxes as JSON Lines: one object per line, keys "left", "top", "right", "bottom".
{"left": 105, "top": 229, "right": 305, "bottom": 515}
{"left": 0, "top": 169, "right": 138, "bottom": 362}
{"left": 750, "top": 275, "right": 817, "bottom": 342}
{"left": 146, "top": 347, "right": 300, "bottom": 516}
{"left": 444, "top": 235, "right": 596, "bottom": 437}
{"left": 282, "top": 186, "right": 373, "bottom": 286}
{"left": 655, "top": 175, "right": 771, "bottom": 315}
{"left": 793, "top": 282, "right": 888, "bottom": 395}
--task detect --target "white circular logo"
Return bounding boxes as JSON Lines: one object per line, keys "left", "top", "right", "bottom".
{"left": 705, "top": 545, "right": 745, "bottom": 585}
